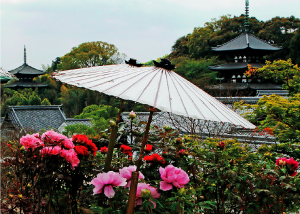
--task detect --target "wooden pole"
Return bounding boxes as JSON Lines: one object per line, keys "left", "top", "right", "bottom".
{"left": 126, "top": 107, "right": 156, "bottom": 214}
{"left": 104, "top": 100, "right": 124, "bottom": 172}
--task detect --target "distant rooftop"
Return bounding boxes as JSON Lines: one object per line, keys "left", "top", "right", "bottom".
{"left": 2, "top": 105, "right": 91, "bottom": 133}
{"left": 9, "top": 63, "right": 45, "bottom": 76}
{"left": 211, "top": 32, "right": 281, "bottom": 52}
{"left": 208, "top": 62, "right": 264, "bottom": 71}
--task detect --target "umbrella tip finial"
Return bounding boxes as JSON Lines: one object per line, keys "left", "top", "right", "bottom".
{"left": 125, "top": 58, "right": 143, "bottom": 67}
{"left": 153, "top": 58, "right": 175, "bottom": 70}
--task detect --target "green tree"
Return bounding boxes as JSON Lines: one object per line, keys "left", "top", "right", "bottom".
{"left": 74, "top": 104, "right": 119, "bottom": 132}
{"left": 59, "top": 85, "right": 86, "bottom": 117}
{"left": 28, "top": 94, "right": 41, "bottom": 105}
{"left": 258, "top": 16, "right": 300, "bottom": 61}
{"left": 1, "top": 89, "right": 45, "bottom": 116}
{"left": 289, "top": 27, "right": 300, "bottom": 65}
{"left": 187, "top": 15, "right": 262, "bottom": 59}
{"left": 57, "top": 41, "right": 123, "bottom": 70}
{"left": 235, "top": 94, "right": 300, "bottom": 143}
{"left": 257, "top": 59, "right": 300, "bottom": 95}
{"left": 172, "top": 57, "right": 220, "bottom": 88}
{"left": 169, "top": 36, "right": 190, "bottom": 59}
{"left": 41, "top": 98, "right": 51, "bottom": 105}
{"left": 62, "top": 123, "right": 96, "bottom": 137}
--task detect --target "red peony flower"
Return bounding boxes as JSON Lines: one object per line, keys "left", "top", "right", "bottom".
{"left": 100, "top": 146, "right": 108, "bottom": 154}
{"left": 120, "top": 145, "right": 132, "bottom": 156}
{"left": 74, "top": 146, "right": 90, "bottom": 157}
{"left": 286, "top": 157, "right": 299, "bottom": 171}
{"left": 72, "top": 135, "right": 98, "bottom": 156}
{"left": 145, "top": 144, "right": 152, "bottom": 152}
{"left": 86, "top": 140, "right": 98, "bottom": 157}
{"left": 73, "top": 134, "right": 89, "bottom": 144}
{"left": 276, "top": 157, "right": 299, "bottom": 177}
{"left": 276, "top": 157, "right": 287, "bottom": 167}
{"left": 217, "top": 141, "right": 225, "bottom": 150}
{"left": 179, "top": 149, "right": 187, "bottom": 156}
{"left": 144, "top": 154, "right": 165, "bottom": 165}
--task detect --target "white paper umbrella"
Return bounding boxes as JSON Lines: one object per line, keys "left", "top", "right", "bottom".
{"left": 53, "top": 59, "right": 256, "bottom": 214}
{"left": 54, "top": 63, "right": 255, "bottom": 129}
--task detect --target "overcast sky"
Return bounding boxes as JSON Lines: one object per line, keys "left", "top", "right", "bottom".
{"left": 1, "top": 0, "right": 299, "bottom": 70}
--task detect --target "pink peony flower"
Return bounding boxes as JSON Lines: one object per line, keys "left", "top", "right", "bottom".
{"left": 39, "top": 146, "right": 61, "bottom": 156}
{"left": 60, "top": 149, "right": 80, "bottom": 169}
{"left": 159, "top": 165, "right": 190, "bottom": 191}
{"left": 135, "top": 183, "right": 160, "bottom": 208}
{"left": 119, "top": 166, "right": 144, "bottom": 188}
{"left": 20, "top": 134, "right": 44, "bottom": 150}
{"left": 62, "top": 138, "right": 75, "bottom": 149}
{"left": 91, "top": 171, "right": 127, "bottom": 198}
{"left": 32, "top": 133, "right": 40, "bottom": 138}
{"left": 40, "top": 146, "right": 59, "bottom": 155}
{"left": 50, "top": 146, "right": 62, "bottom": 155}
{"left": 40, "top": 147, "right": 53, "bottom": 156}
{"left": 41, "top": 130, "right": 69, "bottom": 145}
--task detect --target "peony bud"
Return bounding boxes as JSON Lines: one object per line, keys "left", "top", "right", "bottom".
{"left": 109, "top": 120, "right": 116, "bottom": 126}
{"left": 279, "top": 160, "right": 286, "bottom": 166}
{"left": 129, "top": 110, "right": 136, "bottom": 119}
{"left": 178, "top": 188, "right": 186, "bottom": 196}
{"left": 176, "top": 138, "right": 182, "bottom": 145}
{"left": 141, "top": 189, "right": 151, "bottom": 199}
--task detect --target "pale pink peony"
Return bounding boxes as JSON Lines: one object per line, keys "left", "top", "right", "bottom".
{"left": 119, "top": 165, "right": 145, "bottom": 188}
{"left": 60, "top": 149, "right": 80, "bottom": 169}
{"left": 20, "top": 134, "right": 44, "bottom": 150}
{"left": 41, "top": 130, "right": 69, "bottom": 145}
{"left": 159, "top": 165, "right": 190, "bottom": 191}
{"left": 135, "top": 183, "right": 160, "bottom": 208}
{"left": 91, "top": 171, "right": 127, "bottom": 198}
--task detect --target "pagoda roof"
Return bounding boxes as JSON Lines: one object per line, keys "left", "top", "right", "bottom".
{"left": 9, "top": 63, "right": 45, "bottom": 76}
{"left": 4, "top": 81, "right": 48, "bottom": 88}
{"left": 208, "top": 62, "right": 264, "bottom": 71}
{"left": 211, "top": 32, "right": 281, "bottom": 52}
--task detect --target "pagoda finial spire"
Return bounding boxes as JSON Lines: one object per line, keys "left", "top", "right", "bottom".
{"left": 245, "top": 0, "right": 249, "bottom": 32}
{"left": 24, "top": 45, "right": 27, "bottom": 64}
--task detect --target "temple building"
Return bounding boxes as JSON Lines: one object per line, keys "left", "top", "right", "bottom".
{"left": 207, "top": 0, "right": 284, "bottom": 96}
{"left": 4, "top": 47, "right": 47, "bottom": 89}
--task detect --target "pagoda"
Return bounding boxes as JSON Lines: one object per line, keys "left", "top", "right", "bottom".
{"left": 4, "top": 46, "right": 47, "bottom": 89}
{"left": 207, "top": 0, "right": 282, "bottom": 95}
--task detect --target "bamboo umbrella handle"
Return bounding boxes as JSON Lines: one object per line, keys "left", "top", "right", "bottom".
{"left": 126, "top": 107, "right": 156, "bottom": 214}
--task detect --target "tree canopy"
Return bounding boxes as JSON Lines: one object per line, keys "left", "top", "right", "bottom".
{"left": 57, "top": 41, "right": 125, "bottom": 71}
{"left": 170, "top": 15, "right": 300, "bottom": 64}
{"left": 250, "top": 59, "right": 300, "bottom": 96}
